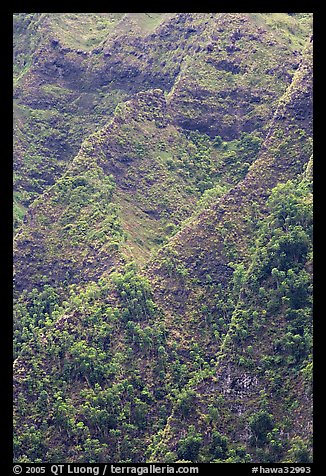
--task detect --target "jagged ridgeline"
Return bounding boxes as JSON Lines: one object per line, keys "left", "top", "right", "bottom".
{"left": 13, "top": 13, "right": 313, "bottom": 463}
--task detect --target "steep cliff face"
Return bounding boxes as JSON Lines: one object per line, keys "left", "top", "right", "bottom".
{"left": 13, "top": 13, "right": 312, "bottom": 229}
{"left": 13, "top": 13, "right": 313, "bottom": 464}
{"left": 14, "top": 88, "right": 215, "bottom": 290}
{"left": 148, "top": 39, "right": 312, "bottom": 348}
{"left": 142, "top": 44, "right": 313, "bottom": 461}
{"left": 167, "top": 13, "right": 300, "bottom": 139}
{"left": 13, "top": 13, "right": 312, "bottom": 288}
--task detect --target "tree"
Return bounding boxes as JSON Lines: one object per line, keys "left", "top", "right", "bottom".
{"left": 210, "top": 431, "right": 229, "bottom": 459}
{"left": 249, "top": 410, "right": 274, "bottom": 446}
{"left": 177, "top": 433, "right": 202, "bottom": 461}
{"left": 287, "top": 437, "right": 312, "bottom": 463}
{"left": 176, "top": 389, "right": 196, "bottom": 418}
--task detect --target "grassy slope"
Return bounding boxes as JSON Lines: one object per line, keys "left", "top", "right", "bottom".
{"left": 146, "top": 39, "right": 313, "bottom": 462}
{"left": 13, "top": 13, "right": 311, "bottom": 230}
{"left": 13, "top": 13, "right": 313, "bottom": 464}
{"left": 148, "top": 38, "right": 312, "bottom": 339}
{"left": 13, "top": 13, "right": 311, "bottom": 274}
{"left": 12, "top": 12, "right": 178, "bottom": 229}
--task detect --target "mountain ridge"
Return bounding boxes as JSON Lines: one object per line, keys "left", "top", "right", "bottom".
{"left": 13, "top": 13, "right": 313, "bottom": 464}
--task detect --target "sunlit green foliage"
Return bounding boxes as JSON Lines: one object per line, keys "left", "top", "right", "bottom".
{"left": 13, "top": 12, "right": 312, "bottom": 464}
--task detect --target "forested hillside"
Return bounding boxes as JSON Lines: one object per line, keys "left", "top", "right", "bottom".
{"left": 13, "top": 13, "right": 313, "bottom": 464}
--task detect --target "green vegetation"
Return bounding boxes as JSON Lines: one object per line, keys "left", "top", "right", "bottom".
{"left": 48, "top": 14, "right": 125, "bottom": 50}
{"left": 13, "top": 12, "right": 313, "bottom": 464}
{"left": 255, "top": 13, "right": 313, "bottom": 51}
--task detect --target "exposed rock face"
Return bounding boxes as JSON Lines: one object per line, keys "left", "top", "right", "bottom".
{"left": 13, "top": 13, "right": 313, "bottom": 464}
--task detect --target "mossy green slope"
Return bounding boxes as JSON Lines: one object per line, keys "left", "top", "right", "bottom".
{"left": 14, "top": 88, "right": 225, "bottom": 291}
{"left": 14, "top": 264, "right": 170, "bottom": 462}
{"left": 13, "top": 14, "right": 313, "bottom": 464}
{"left": 13, "top": 13, "right": 312, "bottom": 229}
{"left": 149, "top": 38, "right": 312, "bottom": 331}
{"left": 146, "top": 165, "right": 312, "bottom": 463}
{"left": 145, "top": 40, "right": 313, "bottom": 462}
{"left": 167, "top": 13, "right": 310, "bottom": 139}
